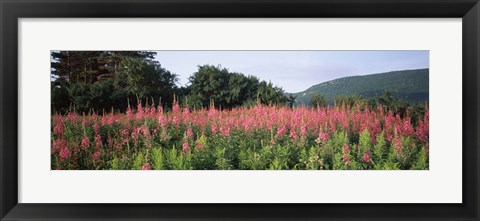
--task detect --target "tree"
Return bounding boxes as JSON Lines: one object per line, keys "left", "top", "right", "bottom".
{"left": 227, "top": 73, "right": 259, "bottom": 107}
{"left": 114, "top": 57, "right": 178, "bottom": 107}
{"left": 310, "top": 93, "right": 327, "bottom": 108}
{"left": 51, "top": 51, "right": 100, "bottom": 83}
{"left": 188, "top": 65, "right": 231, "bottom": 108}
{"left": 188, "top": 65, "right": 287, "bottom": 109}
{"left": 50, "top": 51, "right": 176, "bottom": 113}
{"left": 51, "top": 51, "right": 157, "bottom": 84}
{"left": 335, "top": 94, "right": 363, "bottom": 107}
{"left": 286, "top": 94, "right": 297, "bottom": 108}
{"left": 51, "top": 83, "right": 70, "bottom": 113}
{"left": 256, "top": 81, "right": 287, "bottom": 106}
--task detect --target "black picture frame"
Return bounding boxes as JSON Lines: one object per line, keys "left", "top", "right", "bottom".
{"left": 1, "top": 0, "right": 479, "bottom": 220}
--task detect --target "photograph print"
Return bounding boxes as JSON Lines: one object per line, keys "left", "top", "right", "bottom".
{"left": 51, "top": 51, "right": 429, "bottom": 170}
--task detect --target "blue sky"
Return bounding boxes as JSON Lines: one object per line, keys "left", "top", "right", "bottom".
{"left": 154, "top": 51, "right": 429, "bottom": 93}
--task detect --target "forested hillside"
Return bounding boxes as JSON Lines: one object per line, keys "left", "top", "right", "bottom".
{"left": 291, "top": 69, "right": 429, "bottom": 105}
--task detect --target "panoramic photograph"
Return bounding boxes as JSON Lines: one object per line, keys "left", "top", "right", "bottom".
{"left": 51, "top": 51, "right": 429, "bottom": 170}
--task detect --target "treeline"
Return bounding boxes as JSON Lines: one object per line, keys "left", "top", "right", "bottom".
{"left": 184, "top": 65, "right": 287, "bottom": 109}
{"left": 309, "top": 92, "right": 428, "bottom": 125}
{"left": 51, "top": 51, "right": 177, "bottom": 113}
{"left": 51, "top": 51, "right": 288, "bottom": 113}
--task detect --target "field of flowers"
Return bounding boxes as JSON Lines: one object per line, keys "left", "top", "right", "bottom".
{"left": 51, "top": 102, "right": 429, "bottom": 170}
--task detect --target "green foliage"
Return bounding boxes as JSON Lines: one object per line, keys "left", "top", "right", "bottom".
{"left": 51, "top": 51, "right": 177, "bottom": 113}
{"left": 114, "top": 57, "right": 177, "bottom": 102}
{"left": 256, "top": 81, "right": 287, "bottom": 106}
{"left": 286, "top": 94, "right": 297, "bottom": 108}
{"left": 306, "top": 146, "right": 323, "bottom": 170}
{"left": 188, "top": 65, "right": 287, "bottom": 109}
{"left": 163, "top": 147, "right": 192, "bottom": 170}
{"left": 51, "top": 51, "right": 156, "bottom": 84}
{"left": 323, "top": 131, "right": 349, "bottom": 169}
{"left": 296, "top": 148, "right": 309, "bottom": 169}
{"left": 111, "top": 156, "right": 120, "bottom": 170}
{"left": 51, "top": 83, "right": 70, "bottom": 113}
{"left": 214, "top": 147, "right": 232, "bottom": 170}
{"left": 358, "top": 129, "right": 372, "bottom": 159}
{"left": 90, "top": 79, "right": 116, "bottom": 110}
{"left": 269, "top": 145, "right": 291, "bottom": 170}
{"left": 335, "top": 95, "right": 363, "bottom": 107}
{"left": 412, "top": 146, "right": 429, "bottom": 170}
{"left": 373, "top": 131, "right": 386, "bottom": 161}
{"left": 374, "top": 161, "right": 401, "bottom": 170}
{"left": 309, "top": 93, "right": 327, "bottom": 108}
{"left": 238, "top": 145, "right": 273, "bottom": 170}
{"left": 151, "top": 148, "right": 164, "bottom": 170}
{"left": 132, "top": 152, "right": 144, "bottom": 170}
{"left": 51, "top": 59, "right": 430, "bottom": 171}
{"left": 53, "top": 110, "right": 429, "bottom": 170}
{"left": 188, "top": 65, "right": 230, "bottom": 108}
{"left": 66, "top": 83, "right": 92, "bottom": 113}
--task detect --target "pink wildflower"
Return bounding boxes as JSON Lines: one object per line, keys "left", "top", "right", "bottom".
{"left": 141, "top": 164, "right": 152, "bottom": 170}
{"left": 416, "top": 112, "right": 429, "bottom": 143}
{"left": 316, "top": 132, "right": 329, "bottom": 144}
{"left": 195, "top": 140, "right": 204, "bottom": 151}
{"left": 67, "top": 112, "right": 77, "bottom": 121}
{"left": 394, "top": 137, "right": 404, "bottom": 152}
{"left": 158, "top": 114, "right": 168, "bottom": 128}
{"left": 93, "top": 123, "right": 100, "bottom": 135}
{"left": 208, "top": 107, "right": 217, "bottom": 119}
{"left": 186, "top": 127, "right": 194, "bottom": 138}
{"left": 182, "top": 142, "right": 190, "bottom": 153}
{"left": 52, "top": 138, "right": 66, "bottom": 153}
{"left": 270, "top": 139, "right": 276, "bottom": 145}
{"left": 126, "top": 106, "right": 134, "bottom": 119}
{"left": 182, "top": 107, "right": 191, "bottom": 123}
{"left": 402, "top": 117, "right": 415, "bottom": 137}
{"left": 300, "top": 125, "right": 307, "bottom": 137}
{"left": 94, "top": 134, "right": 102, "bottom": 148}
{"left": 101, "top": 117, "right": 108, "bottom": 126}
{"left": 148, "top": 107, "right": 156, "bottom": 117}
{"left": 275, "top": 125, "right": 287, "bottom": 138}
{"left": 53, "top": 123, "right": 64, "bottom": 136}
{"left": 342, "top": 144, "right": 350, "bottom": 153}
{"left": 82, "top": 117, "right": 89, "bottom": 127}
{"left": 136, "top": 102, "right": 144, "bottom": 119}
{"left": 107, "top": 114, "right": 116, "bottom": 125}
{"left": 211, "top": 124, "right": 218, "bottom": 134}
{"left": 172, "top": 116, "right": 179, "bottom": 124}
{"left": 362, "top": 152, "right": 371, "bottom": 163}
{"left": 172, "top": 103, "right": 180, "bottom": 114}
{"left": 243, "top": 118, "right": 254, "bottom": 132}
{"left": 289, "top": 129, "right": 298, "bottom": 140}
{"left": 59, "top": 147, "right": 70, "bottom": 161}
{"left": 93, "top": 151, "right": 101, "bottom": 161}
{"left": 220, "top": 125, "right": 231, "bottom": 137}
{"left": 81, "top": 136, "right": 90, "bottom": 149}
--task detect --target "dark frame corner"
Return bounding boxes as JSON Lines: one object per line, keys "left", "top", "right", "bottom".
{"left": 1, "top": 0, "right": 479, "bottom": 220}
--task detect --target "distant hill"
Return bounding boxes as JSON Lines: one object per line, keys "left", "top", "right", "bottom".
{"left": 290, "top": 68, "right": 429, "bottom": 105}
